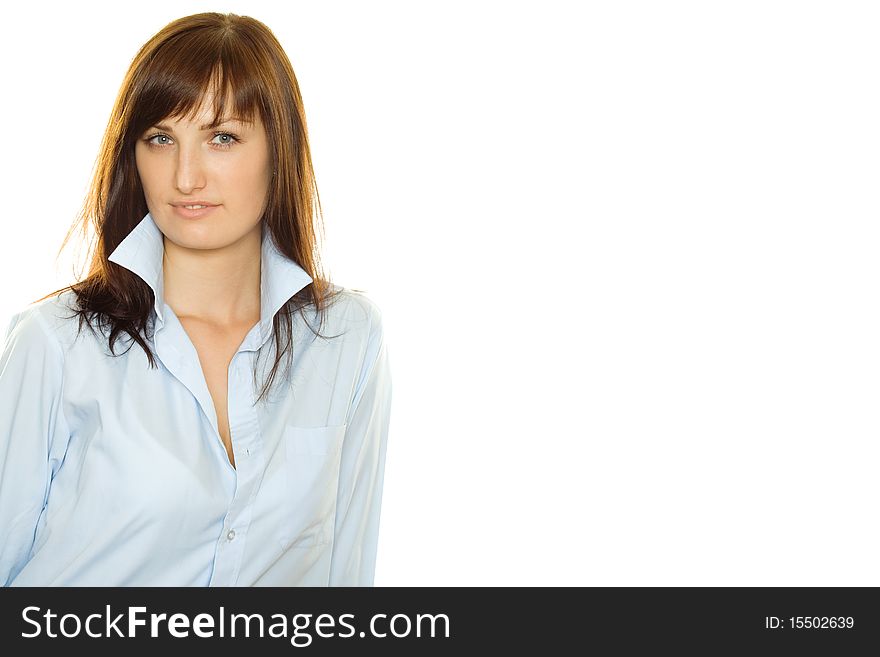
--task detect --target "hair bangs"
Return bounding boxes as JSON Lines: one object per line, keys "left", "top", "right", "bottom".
{"left": 129, "top": 38, "right": 263, "bottom": 139}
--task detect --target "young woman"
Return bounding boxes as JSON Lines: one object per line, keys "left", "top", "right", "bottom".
{"left": 0, "top": 12, "right": 392, "bottom": 586}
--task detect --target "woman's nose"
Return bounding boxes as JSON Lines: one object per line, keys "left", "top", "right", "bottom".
{"left": 174, "top": 147, "right": 207, "bottom": 193}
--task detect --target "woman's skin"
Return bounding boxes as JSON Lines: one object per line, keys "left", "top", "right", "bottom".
{"left": 134, "top": 83, "right": 273, "bottom": 329}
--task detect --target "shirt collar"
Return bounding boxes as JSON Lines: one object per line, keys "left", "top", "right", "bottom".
{"left": 107, "top": 212, "right": 314, "bottom": 342}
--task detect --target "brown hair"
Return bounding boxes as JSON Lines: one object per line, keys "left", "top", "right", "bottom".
{"left": 36, "top": 12, "right": 344, "bottom": 403}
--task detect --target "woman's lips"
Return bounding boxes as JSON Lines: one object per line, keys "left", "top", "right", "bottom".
{"left": 171, "top": 204, "right": 220, "bottom": 219}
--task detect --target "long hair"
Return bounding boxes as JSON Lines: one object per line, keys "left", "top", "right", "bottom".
{"left": 35, "top": 12, "right": 344, "bottom": 403}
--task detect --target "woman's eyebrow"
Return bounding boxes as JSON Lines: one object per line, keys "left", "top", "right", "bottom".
{"left": 150, "top": 117, "right": 253, "bottom": 131}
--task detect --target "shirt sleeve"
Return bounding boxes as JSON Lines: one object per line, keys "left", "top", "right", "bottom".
{"left": 0, "top": 306, "right": 70, "bottom": 586}
{"left": 329, "top": 303, "right": 393, "bottom": 586}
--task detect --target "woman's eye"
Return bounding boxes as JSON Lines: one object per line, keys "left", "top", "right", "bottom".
{"left": 212, "top": 132, "right": 239, "bottom": 147}
{"left": 146, "top": 134, "right": 172, "bottom": 146}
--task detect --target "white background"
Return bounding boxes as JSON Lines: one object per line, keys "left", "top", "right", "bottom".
{"left": 1, "top": 1, "right": 878, "bottom": 585}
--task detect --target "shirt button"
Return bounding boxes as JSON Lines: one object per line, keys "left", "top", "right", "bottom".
{"left": 227, "top": 529, "right": 236, "bottom": 541}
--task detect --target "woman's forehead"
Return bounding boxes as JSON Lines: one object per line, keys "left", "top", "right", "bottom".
{"left": 172, "top": 76, "right": 259, "bottom": 119}
{"left": 165, "top": 90, "right": 259, "bottom": 127}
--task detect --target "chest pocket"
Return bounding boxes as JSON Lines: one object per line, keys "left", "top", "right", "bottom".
{"left": 278, "top": 424, "right": 347, "bottom": 549}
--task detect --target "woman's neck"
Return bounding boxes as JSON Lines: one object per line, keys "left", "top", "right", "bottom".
{"left": 161, "top": 226, "right": 262, "bottom": 328}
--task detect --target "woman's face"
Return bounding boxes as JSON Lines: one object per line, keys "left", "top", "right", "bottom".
{"left": 134, "top": 88, "right": 273, "bottom": 251}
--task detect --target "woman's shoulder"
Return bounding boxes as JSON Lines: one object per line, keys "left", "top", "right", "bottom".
{"left": 3, "top": 289, "right": 83, "bottom": 354}
{"left": 319, "top": 284, "right": 385, "bottom": 336}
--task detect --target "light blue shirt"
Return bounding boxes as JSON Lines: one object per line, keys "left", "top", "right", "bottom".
{"left": 0, "top": 212, "right": 392, "bottom": 586}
